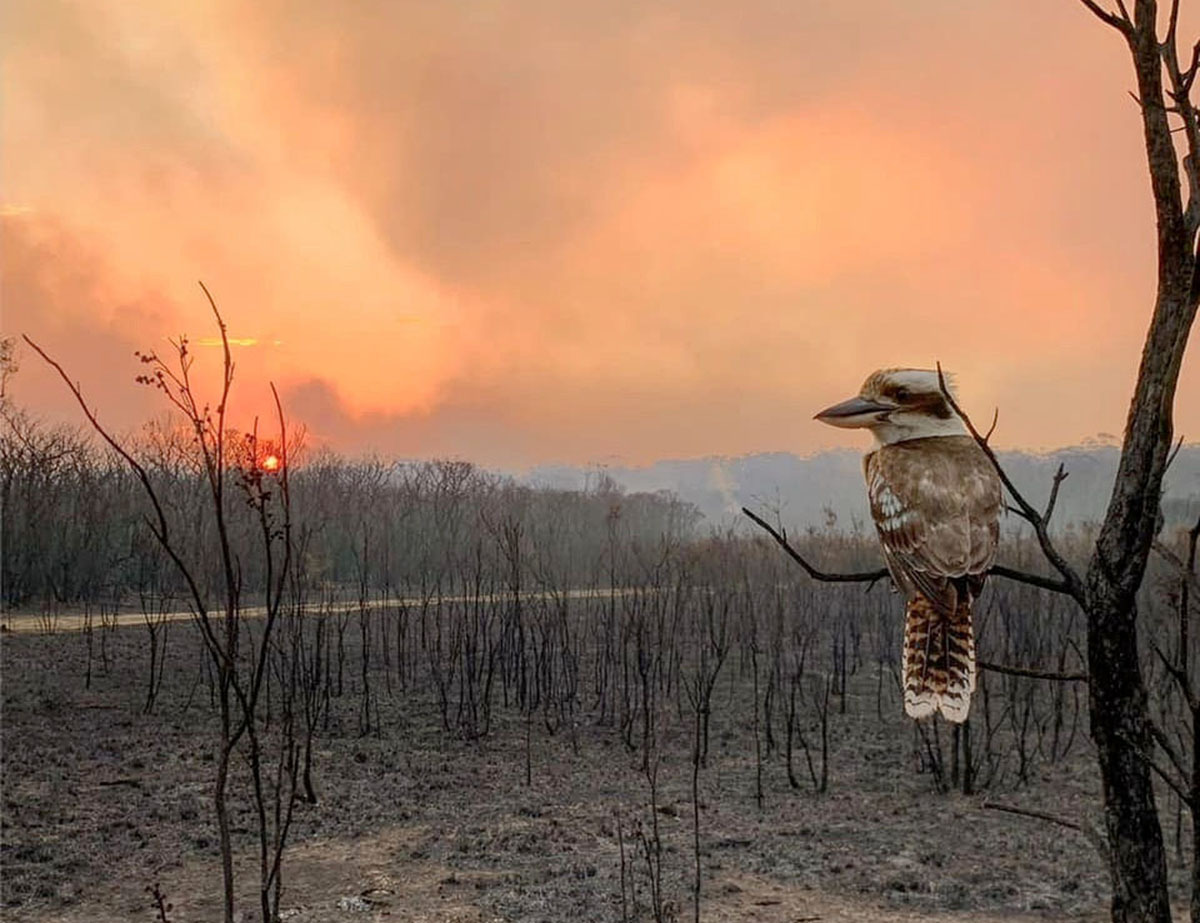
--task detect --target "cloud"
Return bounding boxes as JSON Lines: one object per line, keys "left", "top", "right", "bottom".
{"left": 3, "top": 0, "right": 1195, "bottom": 465}
{"left": 1, "top": 214, "right": 168, "bottom": 432}
{"left": 283, "top": 375, "right": 530, "bottom": 466}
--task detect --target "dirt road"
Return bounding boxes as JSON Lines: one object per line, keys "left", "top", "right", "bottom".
{"left": 1, "top": 585, "right": 649, "bottom": 634}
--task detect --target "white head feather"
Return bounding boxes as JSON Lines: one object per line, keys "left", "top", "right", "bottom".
{"left": 816, "top": 367, "right": 968, "bottom": 446}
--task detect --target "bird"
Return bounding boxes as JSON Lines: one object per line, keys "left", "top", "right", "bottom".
{"left": 815, "top": 368, "right": 1001, "bottom": 723}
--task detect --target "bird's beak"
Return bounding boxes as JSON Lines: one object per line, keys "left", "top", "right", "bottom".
{"left": 814, "top": 395, "right": 895, "bottom": 428}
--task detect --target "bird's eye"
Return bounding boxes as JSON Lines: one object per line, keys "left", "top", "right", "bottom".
{"left": 895, "top": 387, "right": 910, "bottom": 401}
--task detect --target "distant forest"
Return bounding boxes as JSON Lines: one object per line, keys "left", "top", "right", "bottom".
{"left": 3, "top": 404, "right": 1197, "bottom": 610}
{"left": 525, "top": 444, "right": 1200, "bottom": 532}
{"left": 1, "top": 408, "right": 700, "bottom": 609}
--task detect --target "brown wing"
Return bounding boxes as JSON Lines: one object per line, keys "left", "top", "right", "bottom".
{"left": 864, "top": 435, "right": 1001, "bottom": 614}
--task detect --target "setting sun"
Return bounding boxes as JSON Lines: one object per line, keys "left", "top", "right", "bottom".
{"left": 260, "top": 454, "right": 280, "bottom": 472}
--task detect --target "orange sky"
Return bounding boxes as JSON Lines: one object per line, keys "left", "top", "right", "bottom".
{"left": 3, "top": 0, "right": 1197, "bottom": 467}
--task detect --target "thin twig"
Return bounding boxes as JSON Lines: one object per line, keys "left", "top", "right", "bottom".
{"left": 936, "top": 363, "right": 1085, "bottom": 604}
{"left": 1184, "top": 40, "right": 1200, "bottom": 91}
{"left": 983, "top": 407, "right": 999, "bottom": 443}
{"left": 1148, "top": 715, "right": 1192, "bottom": 789}
{"left": 1151, "top": 541, "right": 1200, "bottom": 593}
{"left": 1151, "top": 642, "right": 1199, "bottom": 711}
{"left": 1160, "top": 7, "right": 1200, "bottom": 242}
{"left": 983, "top": 800, "right": 1110, "bottom": 862}
{"left": 21, "top": 335, "right": 228, "bottom": 667}
{"left": 983, "top": 799, "right": 1085, "bottom": 831}
{"left": 1116, "top": 728, "right": 1192, "bottom": 804}
{"left": 741, "top": 507, "right": 888, "bottom": 585}
{"left": 978, "top": 660, "right": 1088, "bottom": 683}
{"left": 1043, "top": 463, "right": 1069, "bottom": 525}
{"left": 1165, "top": 434, "right": 1186, "bottom": 473}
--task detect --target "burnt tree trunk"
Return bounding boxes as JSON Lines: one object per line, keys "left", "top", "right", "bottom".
{"left": 1080, "top": 2, "right": 1199, "bottom": 920}
{"left": 1086, "top": 586, "right": 1171, "bottom": 922}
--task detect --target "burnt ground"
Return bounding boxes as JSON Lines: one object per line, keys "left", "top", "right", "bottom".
{"left": 0, "top": 615, "right": 1178, "bottom": 922}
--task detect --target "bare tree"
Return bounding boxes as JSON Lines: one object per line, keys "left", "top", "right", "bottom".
{"left": 1062, "top": 5, "right": 1199, "bottom": 917}
{"left": 26, "top": 285, "right": 301, "bottom": 923}
{"left": 744, "top": 4, "right": 1197, "bottom": 917}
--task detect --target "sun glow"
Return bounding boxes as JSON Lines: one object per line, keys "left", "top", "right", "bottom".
{"left": 196, "top": 337, "right": 264, "bottom": 348}
{"left": 260, "top": 454, "right": 281, "bottom": 472}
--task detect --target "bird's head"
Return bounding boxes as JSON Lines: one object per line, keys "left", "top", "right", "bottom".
{"left": 814, "top": 368, "right": 966, "bottom": 445}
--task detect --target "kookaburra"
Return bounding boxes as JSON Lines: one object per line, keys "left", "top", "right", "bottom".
{"left": 816, "top": 369, "right": 1002, "bottom": 723}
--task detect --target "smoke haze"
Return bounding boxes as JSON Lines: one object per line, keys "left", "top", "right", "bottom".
{"left": 3, "top": 0, "right": 1197, "bottom": 465}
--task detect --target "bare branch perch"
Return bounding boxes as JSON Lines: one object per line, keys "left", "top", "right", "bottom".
{"left": 743, "top": 507, "right": 1072, "bottom": 595}
{"left": 987, "top": 564, "right": 1074, "bottom": 594}
{"left": 978, "top": 660, "right": 1088, "bottom": 682}
{"left": 935, "top": 363, "right": 1086, "bottom": 604}
{"left": 741, "top": 507, "right": 887, "bottom": 584}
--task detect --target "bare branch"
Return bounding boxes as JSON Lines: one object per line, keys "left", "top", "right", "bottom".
{"left": 1166, "top": 0, "right": 1182, "bottom": 51}
{"left": 1078, "top": 0, "right": 1134, "bottom": 33}
{"left": 1043, "top": 463, "right": 1070, "bottom": 525}
{"left": 983, "top": 799, "right": 1086, "bottom": 831}
{"left": 1159, "top": 10, "right": 1200, "bottom": 243}
{"left": 1148, "top": 711, "right": 1193, "bottom": 784}
{"left": 1119, "top": 729, "right": 1193, "bottom": 804}
{"left": 936, "top": 362, "right": 1085, "bottom": 603}
{"left": 747, "top": 507, "right": 1071, "bottom": 594}
{"left": 983, "top": 407, "right": 999, "bottom": 443}
{"left": 199, "top": 279, "right": 234, "bottom": 486}
{"left": 982, "top": 800, "right": 1110, "bottom": 862}
{"left": 988, "top": 564, "right": 1074, "bottom": 595}
{"left": 979, "top": 660, "right": 1088, "bottom": 682}
{"left": 1184, "top": 40, "right": 1200, "bottom": 91}
{"left": 1151, "top": 641, "right": 1199, "bottom": 710}
{"left": 1078, "top": 0, "right": 1133, "bottom": 34}
{"left": 741, "top": 507, "right": 888, "bottom": 585}
{"left": 1165, "top": 434, "right": 1185, "bottom": 472}
{"left": 1151, "top": 541, "right": 1200, "bottom": 593}
{"left": 22, "top": 335, "right": 228, "bottom": 666}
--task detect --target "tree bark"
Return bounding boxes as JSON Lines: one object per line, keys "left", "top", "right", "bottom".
{"left": 1081, "top": 3, "right": 1199, "bottom": 920}
{"left": 1085, "top": 588, "right": 1171, "bottom": 922}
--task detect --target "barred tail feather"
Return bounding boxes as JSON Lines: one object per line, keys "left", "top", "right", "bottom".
{"left": 902, "top": 593, "right": 975, "bottom": 723}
